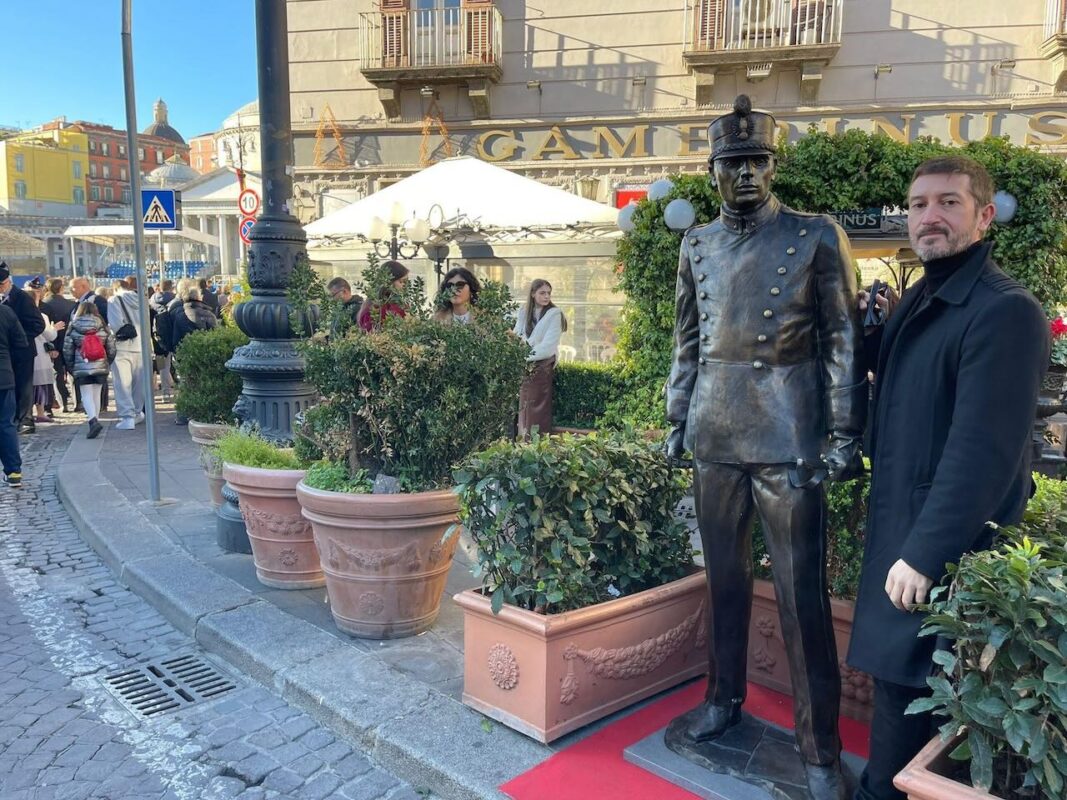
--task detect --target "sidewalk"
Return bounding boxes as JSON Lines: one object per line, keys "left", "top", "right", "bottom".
{"left": 54, "top": 403, "right": 658, "bottom": 800}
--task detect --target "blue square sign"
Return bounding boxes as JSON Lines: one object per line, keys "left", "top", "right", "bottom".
{"left": 141, "top": 189, "right": 182, "bottom": 231}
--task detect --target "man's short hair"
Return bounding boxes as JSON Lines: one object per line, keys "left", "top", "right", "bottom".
{"left": 911, "top": 156, "right": 994, "bottom": 209}
{"left": 198, "top": 277, "right": 209, "bottom": 290}
{"left": 161, "top": 279, "right": 174, "bottom": 292}
{"left": 182, "top": 287, "right": 201, "bottom": 302}
{"left": 47, "top": 278, "right": 64, "bottom": 296}
{"left": 326, "top": 277, "right": 351, "bottom": 295}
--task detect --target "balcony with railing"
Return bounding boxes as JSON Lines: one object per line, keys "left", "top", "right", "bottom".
{"left": 1043, "top": 0, "right": 1067, "bottom": 93}
{"left": 682, "top": 0, "right": 843, "bottom": 102}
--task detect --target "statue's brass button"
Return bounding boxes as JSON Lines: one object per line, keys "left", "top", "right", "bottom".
{"left": 698, "top": 273, "right": 706, "bottom": 282}
{"left": 757, "top": 334, "right": 768, "bottom": 343}
{"left": 699, "top": 357, "right": 707, "bottom": 365}
{"left": 770, "top": 287, "right": 780, "bottom": 296}
{"left": 778, "top": 267, "right": 787, "bottom": 275}
{"left": 701, "top": 333, "right": 709, "bottom": 341}
{"left": 701, "top": 312, "right": 708, "bottom": 321}
{"left": 693, "top": 255, "right": 702, "bottom": 263}
{"left": 699, "top": 291, "right": 708, "bottom": 300}
{"left": 689, "top": 238, "right": 698, "bottom": 246}
{"left": 753, "top": 360, "right": 765, "bottom": 370}
{"left": 763, "top": 309, "right": 774, "bottom": 319}
{"left": 787, "top": 246, "right": 797, "bottom": 255}
{"left": 799, "top": 229, "right": 807, "bottom": 237}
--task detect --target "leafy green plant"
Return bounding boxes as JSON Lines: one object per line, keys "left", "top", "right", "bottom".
{"left": 304, "top": 461, "right": 373, "bottom": 494}
{"left": 610, "top": 132, "right": 1067, "bottom": 428}
{"left": 553, "top": 362, "right": 623, "bottom": 430}
{"left": 753, "top": 477, "right": 869, "bottom": 600}
{"left": 293, "top": 401, "right": 351, "bottom": 465}
{"left": 214, "top": 428, "right": 303, "bottom": 470}
{"left": 455, "top": 429, "right": 694, "bottom": 615}
{"left": 909, "top": 475, "right": 1067, "bottom": 799}
{"left": 174, "top": 326, "right": 250, "bottom": 424}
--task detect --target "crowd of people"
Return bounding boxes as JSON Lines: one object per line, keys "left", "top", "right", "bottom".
{"left": 0, "top": 265, "right": 228, "bottom": 488}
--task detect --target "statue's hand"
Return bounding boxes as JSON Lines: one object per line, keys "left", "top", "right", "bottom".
{"left": 664, "top": 425, "right": 687, "bottom": 464}
{"left": 823, "top": 434, "right": 864, "bottom": 482}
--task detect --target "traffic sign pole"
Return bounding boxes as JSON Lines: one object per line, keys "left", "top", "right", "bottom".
{"left": 121, "top": 0, "right": 161, "bottom": 503}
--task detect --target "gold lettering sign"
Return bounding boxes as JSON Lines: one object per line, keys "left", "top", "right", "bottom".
{"left": 677, "top": 123, "right": 708, "bottom": 157}
{"left": 1025, "top": 112, "right": 1067, "bottom": 147}
{"left": 477, "top": 130, "right": 520, "bottom": 162}
{"left": 590, "top": 125, "right": 649, "bottom": 159}
{"left": 532, "top": 126, "right": 581, "bottom": 160}
{"left": 870, "top": 115, "right": 916, "bottom": 143}
{"left": 946, "top": 112, "right": 996, "bottom": 146}
{"left": 821, "top": 117, "right": 843, "bottom": 136}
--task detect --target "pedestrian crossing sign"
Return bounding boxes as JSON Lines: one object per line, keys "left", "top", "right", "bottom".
{"left": 141, "top": 189, "right": 182, "bottom": 231}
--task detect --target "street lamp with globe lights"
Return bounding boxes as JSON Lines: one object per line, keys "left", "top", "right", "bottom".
{"left": 368, "top": 202, "right": 432, "bottom": 260}
{"left": 616, "top": 178, "right": 697, "bottom": 234}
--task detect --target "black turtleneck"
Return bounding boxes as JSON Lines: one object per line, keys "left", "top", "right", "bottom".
{"left": 921, "top": 240, "right": 985, "bottom": 295}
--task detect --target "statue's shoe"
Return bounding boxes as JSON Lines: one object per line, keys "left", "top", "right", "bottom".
{"left": 804, "top": 760, "right": 850, "bottom": 800}
{"left": 683, "top": 701, "right": 743, "bottom": 742}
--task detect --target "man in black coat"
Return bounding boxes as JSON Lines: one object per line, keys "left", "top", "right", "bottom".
{"left": 0, "top": 264, "right": 46, "bottom": 434}
{"left": 326, "top": 277, "right": 363, "bottom": 337}
{"left": 0, "top": 291, "right": 28, "bottom": 486}
{"left": 847, "top": 156, "right": 1049, "bottom": 800}
{"left": 198, "top": 278, "right": 219, "bottom": 318}
{"left": 41, "top": 278, "right": 77, "bottom": 412}
{"left": 70, "top": 276, "right": 111, "bottom": 414}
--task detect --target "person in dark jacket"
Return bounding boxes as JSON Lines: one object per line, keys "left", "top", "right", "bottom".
{"left": 848, "top": 156, "right": 1049, "bottom": 800}
{"left": 171, "top": 287, "right": 218, "bottom": 350}
{"left": 198, "top": 278, "right": 220, "bottom": 318}
{"left": 63, "top": 302, "right": 116, "bottom": 440}
{"left": 0, "top": 263, "right": 46, "bottom": 434}
{"left": 70, "top": 275, "right": 111, "bottom": 415}
{"left": 41, "top": 278, "right": 77, "bottom": 412}
{"left": 0, "top": 294, "right": 28, "bottom": 486}
{"left": 326, "top": 277, "right": 363, "bottom": 337}
{"left": 150, "top": 279, "right": 176, "bottom": 400}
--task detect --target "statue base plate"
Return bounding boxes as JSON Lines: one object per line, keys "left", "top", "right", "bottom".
{"left": 622, "top": 709, "right": 863, "bottom": 800}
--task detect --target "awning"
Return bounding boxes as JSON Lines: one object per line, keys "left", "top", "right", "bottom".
{"left": 61, "top": 225, "right": 219, "bottom": 248}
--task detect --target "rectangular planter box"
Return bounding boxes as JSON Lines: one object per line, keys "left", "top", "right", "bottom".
{"left": 895, "top": 734, "right": 998, "bottom": 799}
{"left": 747, "top": 578, "right": 873, "bottom": 723}
{"left": 453, "top": 571, "right": 708, "bottom": 743}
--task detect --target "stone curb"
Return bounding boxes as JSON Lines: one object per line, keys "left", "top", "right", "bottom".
{"left": 56, "top": 427, "right": 548, "bottom": 800}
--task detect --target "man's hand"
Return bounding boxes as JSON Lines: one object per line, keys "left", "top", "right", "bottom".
{"left": 857, "top": 284, "right": 899, "bottom": 323}
{"left": 823, "top": 434, "right": 863, "bottom": 481}
{"left": 664, "top": 425, "right": 686, "bottom": 463}
{"left": 885, "top": 559, "right": 934, "bottom": 612}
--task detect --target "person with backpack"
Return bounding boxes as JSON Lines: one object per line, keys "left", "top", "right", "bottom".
{"left": 63, "top": 302, "right": 116, "bottom": 440}
{"left": 108, "top": 277, "right": 145, "bottom": 430}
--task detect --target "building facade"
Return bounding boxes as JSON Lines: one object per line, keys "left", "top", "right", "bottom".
{"left": 188, "top": 134, "right": 218, "bottom": 174}
{"left": 287, "top": 0, "right": 1067, "bottom": 211}
{"left": 0, "top": 128, "right": 89, "bottom": 218}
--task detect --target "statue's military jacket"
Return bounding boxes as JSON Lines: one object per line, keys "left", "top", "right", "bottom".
{"left": 666, "top": 196, "right": 867, "bottom": 465}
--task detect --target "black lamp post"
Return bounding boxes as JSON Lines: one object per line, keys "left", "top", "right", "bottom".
{"left": 225, "top": 0, "right": 315, "bottom": 441}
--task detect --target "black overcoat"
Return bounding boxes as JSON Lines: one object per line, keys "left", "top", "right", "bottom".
{"left": 847, "top": 242, "right": 1050, "bottom": 687}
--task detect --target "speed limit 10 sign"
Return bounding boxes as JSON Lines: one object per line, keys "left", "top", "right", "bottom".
{"left": 238, "top": 188, "right": 260, "bottom": 217}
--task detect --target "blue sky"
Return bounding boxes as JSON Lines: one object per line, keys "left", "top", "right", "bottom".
{"left": 1, "top": 1, "right": 257, "bottom": 137}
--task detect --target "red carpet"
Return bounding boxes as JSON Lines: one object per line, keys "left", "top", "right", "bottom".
{"left": 500, "top": 681, "right": 871, "bottom": 800}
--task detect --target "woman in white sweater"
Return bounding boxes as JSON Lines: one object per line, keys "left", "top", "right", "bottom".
{"left": 513, "top": 279, "right": 567, "bottom": 436}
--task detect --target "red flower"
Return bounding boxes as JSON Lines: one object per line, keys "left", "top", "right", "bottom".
{"left": 1051, "top": 317, "right": 1067, "bottom": 338}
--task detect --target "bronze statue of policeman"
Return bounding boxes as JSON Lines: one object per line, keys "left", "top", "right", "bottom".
{"left": 664, "top": 95, "right": 867, "bottom": 799}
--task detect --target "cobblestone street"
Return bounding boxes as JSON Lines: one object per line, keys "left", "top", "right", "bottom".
{"left": 0, "top": 421, "right": 428, "bottom": 800}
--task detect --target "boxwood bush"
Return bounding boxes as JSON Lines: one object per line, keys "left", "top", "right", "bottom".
{"left": 552, "top": 361, "right": 621, "bottom": 430}
{"left": 174, "top": 325, "right": 249, "bottom": 424}
{"left": 455, "top": 429, "right": 694, "bottom": 615}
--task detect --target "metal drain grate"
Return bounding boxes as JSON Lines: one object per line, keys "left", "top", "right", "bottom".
{"left": 104, "top": 654, "right": 236, "bottom": 718}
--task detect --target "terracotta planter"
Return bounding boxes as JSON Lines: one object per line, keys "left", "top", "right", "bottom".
{"left": 222, "top": 463, "right": 324, "bottom": 590}
{"left": 454, "top": 571, "right": 709, "bottom": 743}
{"left": 188, "top": 421, "right": 231, "bottom": 508}
{"left": 747, "top": 578, "right": 873, "bottom": 722}
{"left": 895, "top": 734, "right": 998, "bottom": 799}
{"left": 296, "top": 483, "right": 460, "bottom": 639}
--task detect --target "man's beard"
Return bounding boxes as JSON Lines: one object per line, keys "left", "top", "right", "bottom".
{"left": 911, "top": 221, "right": 979, "bottom": 262}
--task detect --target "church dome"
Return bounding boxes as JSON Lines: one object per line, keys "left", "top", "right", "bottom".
{"left": 222, "top": 100, "right": 259, "bottom": 131}
{"left": 145, "top": 155, "right": 200, "bottom": 187}
{"left": 142, "top": 98, "right": 186, "bottom": 145}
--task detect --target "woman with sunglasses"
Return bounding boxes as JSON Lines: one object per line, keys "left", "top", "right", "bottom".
{"left": 514, "top": 278, "right": 567, "bottom": 437}
{"left": 433, "top": 267, "right": 481, "bottom": 325}
{"left": 358, "top": 260, "right": 409, "bottom": 332}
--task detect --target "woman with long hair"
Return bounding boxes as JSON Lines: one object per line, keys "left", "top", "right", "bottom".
{"left": 27, "top": 281, "right": 60, "bottom": 423}
{"left": 514, "top": 279, "right": 567, "bottom": 436}
{"left": 358, "top": 260, "right": 410, "bottom": 332}
{"left": 432, "top": 267, "right": 482, "bottom": 324}
{"left": 62, "top": 301, "right": 116, "bottom": 439}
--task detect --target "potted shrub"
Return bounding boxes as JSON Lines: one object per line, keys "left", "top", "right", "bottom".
{"left": 291, "top": 261, "right": 529, "bottom": 639}
{"left": 894, "top": 476, "right": 1067, "bottom": 800}
{"left": 747, "top": 476, "right": 874, "bottom": 722}
{"left": 174, "top": 326, "right": 250, "bottom": 506}
{"left": 215, "top": 429, "right": 323, "bottom": 590}
{"left": 452, "top": 429, "right": 705, "bottom": 743}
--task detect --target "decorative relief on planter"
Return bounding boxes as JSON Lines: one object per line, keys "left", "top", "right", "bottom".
{"left": 840, "top": 661, "right": 873, "bottom": 705}
{"left": 278, "top": 549, "right": 299, "bottom": 567}
{"left": 755, "top": 615, "right": 777, "bottom": 638}
{"left": 487, "top": 643, "right": 519, "bottom": 690}
{"left": 752, "top": 647, "right": 777, "bottom": 672}
{"left": 326, "top": 538, "right": 421, "bottom": 572}
{"left": 559, "top": 601, "right": 705, "bottom": 705}
{"left": 359, "top": 591, "right": 385, "bottom": 618}
{"left": 751, "top": 613, "right": 779, "bottom": 673}
{"left": 241, "top": 506, "right": 312, "bottom": 539}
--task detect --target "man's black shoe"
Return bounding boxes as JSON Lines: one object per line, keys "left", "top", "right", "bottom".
{"left": 18, "top": 423, "right": 35, "bottom": 435}
{"left": 87, "top": 418, "right": 103, "bottom": 440}
{"left": 684, "top": 700, "right": 743, "bottom": 742}
{"left": 804, "top": 760, "right": 850, "bottom": 800}
{"left": 175, "top": 414, "right": 188, "bottom": 426}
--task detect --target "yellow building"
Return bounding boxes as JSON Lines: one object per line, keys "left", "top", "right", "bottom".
{"left": 0, "top": 128, "right": 89, "bottom": 217}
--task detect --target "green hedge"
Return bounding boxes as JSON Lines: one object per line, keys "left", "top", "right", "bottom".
{"left": 174, "top": 325, "right": 250, "bottom": 424}
{"left": 552, "top": 362, "right": 621, "bottom": 429}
